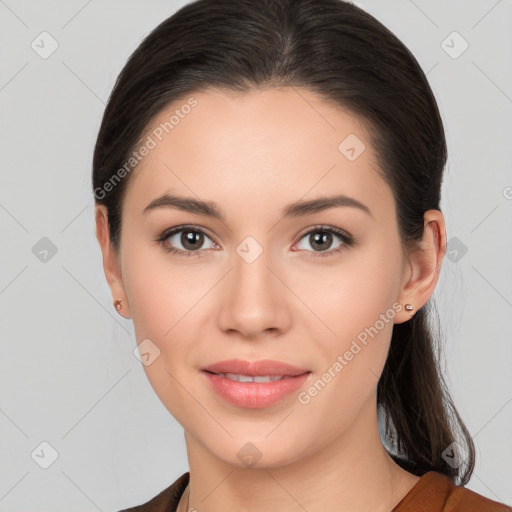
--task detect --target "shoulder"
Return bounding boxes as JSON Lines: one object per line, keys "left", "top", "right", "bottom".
{"left": 394, "top": 471, "right": 511, "bottom": 512}
{"left": 444, "top": 484, "right": 512, "bottom": 512}
{"left": 116, "top": 471, "right": 189, "bottom": 512}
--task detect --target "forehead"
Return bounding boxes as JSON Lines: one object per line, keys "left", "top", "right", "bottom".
{"left": 123, "top": 87, "right": 393, "bottom": 220}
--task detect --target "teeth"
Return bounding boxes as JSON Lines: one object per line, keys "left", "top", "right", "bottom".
{"left": 217, "top": 372, "right": 287, "bottom": 383}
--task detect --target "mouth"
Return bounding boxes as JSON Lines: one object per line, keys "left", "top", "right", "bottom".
{"left": 203, "top": 370, "right": 310, "bottom": 383}
{"left": 200, "top": 359, "right": 312, "bottom": 408}
{"left": 201, "top": 358, "right": 310, "bottom": 377}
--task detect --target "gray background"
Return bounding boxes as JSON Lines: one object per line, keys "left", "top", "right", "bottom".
{"left": 0, "top": 0, "right": 511, "bottom": 510}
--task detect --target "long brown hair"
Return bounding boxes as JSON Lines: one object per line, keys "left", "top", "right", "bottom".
{"left": 92, "top": 0, "right": 475, "bottom": 485}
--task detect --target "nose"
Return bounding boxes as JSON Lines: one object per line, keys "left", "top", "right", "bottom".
{"left": 216, "top": 241, "right": 292, "bottom": 339}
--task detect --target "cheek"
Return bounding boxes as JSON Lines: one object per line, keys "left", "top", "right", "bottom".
{"left": 120, "top": 245, "right": 201, "bottom": 419}
{"left": 121, "top": 240, "right": 205, "bottom": 340}
{"left": 288, "top": 238, "right": 402, "bottom": 404}
{"left": 293, "top": 264, "right": 398, "bottom": 435}
{"left": 292, "top": 242, "right": 402, "bottom": 341}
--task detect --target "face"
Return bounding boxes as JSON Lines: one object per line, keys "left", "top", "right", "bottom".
{"left": 100, "top": 87, "right": 421, "bottom": 469}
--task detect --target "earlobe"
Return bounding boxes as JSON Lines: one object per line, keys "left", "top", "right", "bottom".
{"left": 94, "top": 204, "right": 132, "bottom": 319}
{"left": 395, "top": 210, "right": 446, "bottom": 324}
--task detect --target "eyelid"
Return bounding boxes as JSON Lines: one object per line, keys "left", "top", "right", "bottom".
{"left": 295, "top": 224, "right": 353, "bottom": 244}
{"left": 158, "top": 224, "right": 215, "bottom": 242}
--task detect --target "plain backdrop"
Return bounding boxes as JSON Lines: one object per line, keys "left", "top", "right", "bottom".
{"left": 0, "top": 0, "right": 511, "bottom": 510}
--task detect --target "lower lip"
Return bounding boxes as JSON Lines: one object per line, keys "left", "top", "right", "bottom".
{"left": 202, "top": 371, "right": 311, "bottom": 409}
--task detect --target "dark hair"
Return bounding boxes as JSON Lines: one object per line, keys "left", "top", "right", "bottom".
{"left": 92, "top": 0, "right": 475, "bottom": 485}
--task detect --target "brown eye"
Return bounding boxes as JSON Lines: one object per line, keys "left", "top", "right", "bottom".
{"left": 294, "top": 226, "right": 353, "bottom": 257}
{"left": 158, "top": 226, "right": 216, "bottom": 256}
{"left": 179, "top": 230, "right": 205, "bottom": 251}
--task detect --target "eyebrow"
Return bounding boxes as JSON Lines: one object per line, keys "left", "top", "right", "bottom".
{"left": 142, "top": 193, "right": 372, "bottom": 219}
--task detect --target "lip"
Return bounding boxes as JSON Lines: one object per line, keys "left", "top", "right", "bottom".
{"left": 201, "top": 359, "right": 312, "bottom": 409}
{"left": 203, "top": 371, "right": 311, "bottom": 408}
{"left": 202, "top": 359, "right": 310, "bottom": 376}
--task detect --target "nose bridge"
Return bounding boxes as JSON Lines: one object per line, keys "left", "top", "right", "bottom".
{"left": 217, "top": 233, "right": 289, "bottom": 336}
{"left": 232, "top": 233, "right": 277, "bottom": 303}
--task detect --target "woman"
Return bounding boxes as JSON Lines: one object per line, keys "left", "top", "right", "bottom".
{"left": 92, "top": 0, "right": 511, "bottom": 510}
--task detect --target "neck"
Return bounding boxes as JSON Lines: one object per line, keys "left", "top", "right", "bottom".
{"left": 182, "top": 397, "right": 419, "bottom": 512}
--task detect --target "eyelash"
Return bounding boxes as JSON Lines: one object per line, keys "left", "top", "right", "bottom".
{"left": 156, "top": 225, "right": 356, "bottom": 258}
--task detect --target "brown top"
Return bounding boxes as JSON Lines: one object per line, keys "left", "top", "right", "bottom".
{"left": 118, "top": 470, "right": 511, "bottom": 512}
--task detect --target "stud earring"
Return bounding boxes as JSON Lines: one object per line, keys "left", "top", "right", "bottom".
{"left": 404, "top": 304, "right": 414, "bottom": 311}
{"left": 114, "top": 299, "right": 122, "bottom": 311}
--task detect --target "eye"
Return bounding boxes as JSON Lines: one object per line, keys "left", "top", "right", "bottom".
{"left": 157, "top": 226, "right": 217, "bottom": 257}
{"left": 157, "top": 224, "right": 355, "bottom": 258}
{"left": 293, "top": 225, "right": 354, "bottom": 257}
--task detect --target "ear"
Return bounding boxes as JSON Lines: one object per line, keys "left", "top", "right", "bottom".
{"left": 394, "top": 209, "right": 446, "bottom": 324}
{"left": 95, "top": 204, "right": 132, "bottom": 319}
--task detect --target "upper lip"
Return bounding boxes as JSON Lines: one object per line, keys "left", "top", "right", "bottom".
{"left": 202, "top": 359, "right": 310, "bottom": 377}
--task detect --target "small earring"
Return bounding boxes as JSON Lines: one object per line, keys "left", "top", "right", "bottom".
{"left": 405, "top": 304, "right": 414, "bottom": 311}
{"left": 114, "top": 299, "right": 122, "bottom": 311}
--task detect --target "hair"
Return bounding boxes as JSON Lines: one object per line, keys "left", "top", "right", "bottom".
{"left": 92, "top": 0, "right": 475, "bottom": 485}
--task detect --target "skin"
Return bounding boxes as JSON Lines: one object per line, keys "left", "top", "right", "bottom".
{"left": 96, "top": 87, "right": 446, "bottom": 512}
